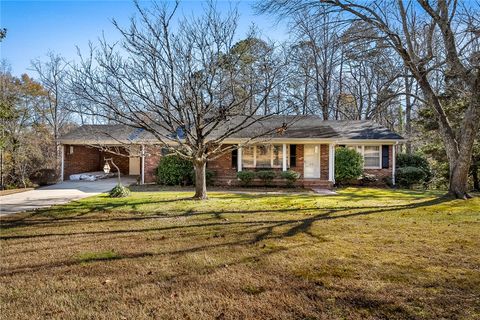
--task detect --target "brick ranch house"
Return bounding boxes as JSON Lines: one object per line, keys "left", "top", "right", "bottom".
{"left": 58, "top": 116, "right": 404, "bottom": 188}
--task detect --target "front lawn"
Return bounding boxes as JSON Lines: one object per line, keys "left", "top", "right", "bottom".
{"left": 0, "top": 188, "right": 479, "bottom": 319}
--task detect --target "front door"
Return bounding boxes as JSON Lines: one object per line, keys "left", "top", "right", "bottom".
{"left": 129, "top": 157, "right": 141, "bottom": 175}
{"left": 304, "top": 145, "right": 320, "bottom": 178}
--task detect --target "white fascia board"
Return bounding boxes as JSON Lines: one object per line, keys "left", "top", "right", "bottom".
{"left": 221, "top": 138, "right": 404, "bottom": 145}
{"left": 58, "top": 139, "right": 178, "bottom": 146}
{"left": 59, "top": 137, "right": 405, "bottom": 146}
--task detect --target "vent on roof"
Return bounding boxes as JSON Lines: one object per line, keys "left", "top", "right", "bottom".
{"left": 128, "top": 128, "right": 144, "bottom": 141}
{"left": 176, "top": 126, "right": 185, "bottom": 139}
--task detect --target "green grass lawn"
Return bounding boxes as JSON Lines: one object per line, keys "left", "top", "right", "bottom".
{"left": 1, "top": 187, "right": 479, "bottom": 319}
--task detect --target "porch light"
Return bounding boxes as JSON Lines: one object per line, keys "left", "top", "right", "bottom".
{"left": 103, "top": 161, "right": 111, "bottom": 174}
{"left": 103, "top": 158, "right": 121, "bottom": 184}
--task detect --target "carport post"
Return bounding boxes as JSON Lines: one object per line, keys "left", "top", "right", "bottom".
{"left": 60, "top": 145, "right": 64, "bottom": 182}
{"left": 141, "top": 144, "right": 145, "bottom": 185}
{"left": 237, "top": 146, "right": 242, "bottom": 172}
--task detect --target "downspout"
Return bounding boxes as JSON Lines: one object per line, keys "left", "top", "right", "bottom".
{"left": 60, "top": 145, "right": 65, "bottom": 182}
{"left": 392, "top": 142, "right": 397, "bottom": 186}
{"left": 141, "top": 144, "right": 145, "bottom": 185}
{"left": 282, "top": 143, "right": 287, "bottom": 171}
{"left": 237, "top": 146, "right": 242, "bottom": 172}
{"left": 329, "top": 142, "right": 336, "bottom": 184}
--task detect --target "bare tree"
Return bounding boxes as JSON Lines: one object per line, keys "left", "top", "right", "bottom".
{"left": 290, "top": 10, "right": 344, "bottom": 119}
{"left": 31, "top": 52, "right": 72, "bottom": 173}
{"left": 259, "top": 0, "right": 480, "bottom": 199}
{"left": 70, "top": 1, "right": 287, "bottom": 199}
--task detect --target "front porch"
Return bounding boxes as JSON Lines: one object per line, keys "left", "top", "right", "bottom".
{"left": 208, "top": 143, "right": 336, "bottom": 188}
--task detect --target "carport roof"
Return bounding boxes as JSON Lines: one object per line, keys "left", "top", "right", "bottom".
{"left": 59, "top": 115, "right": 404, "bottom": 145}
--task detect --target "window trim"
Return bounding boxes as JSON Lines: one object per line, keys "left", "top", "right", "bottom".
{"left": 242, "top": 144, "right": 289, "bottom": 169}
{"left": 347, "top": 144, "right": 382, "bottom": 169}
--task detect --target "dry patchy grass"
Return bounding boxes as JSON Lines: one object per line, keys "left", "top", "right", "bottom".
{"left": 0, "top": 187, "right": 479, "bottom": 319}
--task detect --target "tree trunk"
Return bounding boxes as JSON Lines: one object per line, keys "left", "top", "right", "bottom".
{"left": 416, "top": 75, "right": 479, "bottom": 199}
{"left": 448, "top": 157, "right": 472, "bottom": 199}
{"left": 404, "top": 74, "right": 412, "bottom": 154}
{"left": 193, "top": 160, "right": 207, "bottom": 200}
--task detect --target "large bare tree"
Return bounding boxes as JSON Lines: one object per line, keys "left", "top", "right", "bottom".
{"left": 70, "top": 1, "right": 287, "bottom": 199}
{"left": 259, "top": 0, "right": 480, "bottom": 199}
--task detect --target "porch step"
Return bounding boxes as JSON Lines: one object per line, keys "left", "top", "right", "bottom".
{"left": 302, "top": 179, "right": 334, "bottom": 189}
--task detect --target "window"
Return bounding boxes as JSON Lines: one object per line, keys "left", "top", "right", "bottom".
{"left": 256, "top": 145, "right": 271, "bottom": 168}
{"left": 242, "top": 146, "right": 255, "bottom": 167}
{"left": 272, "top": 145, "right": 283, "bottom": 167}
{"left": 241, "top": 144, "right": 288, "bottom": 168}
{"left": 364, "top": 146, "right": 381, "bottom": 168}
{"left": 346, "top": 145, "right": 381, "bottom": 169}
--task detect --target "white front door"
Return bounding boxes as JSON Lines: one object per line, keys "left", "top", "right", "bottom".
{"left": 129, "top": 157, "right": 141, "bottom": 175}
{"left": 304, "top": 145, "right": 320, "bottom": 178}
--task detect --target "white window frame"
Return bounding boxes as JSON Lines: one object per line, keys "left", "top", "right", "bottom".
{"left": 347, "top": 145, "right": 382, "bottom": 169}
{"left": 242, "top": 144, "right": 289, "bottom": 168}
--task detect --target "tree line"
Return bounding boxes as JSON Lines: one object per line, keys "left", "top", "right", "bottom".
{"left": 0, "top": 0, "right": 478, "bottom": 199}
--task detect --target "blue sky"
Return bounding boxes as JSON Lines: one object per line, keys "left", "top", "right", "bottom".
{"left": 1, "top": 0, "right": 288, "bottom": 76}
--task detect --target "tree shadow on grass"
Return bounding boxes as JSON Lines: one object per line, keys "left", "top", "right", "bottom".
{"left": 0, "top": 196, "right": 449, "bottom": 240}
{"left": 0, "top": 195, "right": 464, "bottom": 320}
{"left": 0, "top": 190, "right": 453, "bottom": 320}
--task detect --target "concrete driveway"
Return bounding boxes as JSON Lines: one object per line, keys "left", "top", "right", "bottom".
{"left": 0, "top": 177, "right": 137, "bottom": 216}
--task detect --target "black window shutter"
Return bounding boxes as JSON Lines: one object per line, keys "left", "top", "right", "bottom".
{"left": 290, "top": 144, "right": 297, "bottom": 167}
{"left": 232, "top": 149, "right": 238, "bottom": 168}
{"left": 339, "top": 144, "right": 346, "bottom": 148}
{"left": 382, "top": 145, "right": 390, "bottom": 169}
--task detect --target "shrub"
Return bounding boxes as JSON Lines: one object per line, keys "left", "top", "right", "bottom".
{"left": 256, "top": 170, "right": 276, "bottom": 186}
{"left": 237, "top": 171, "right": 255, "bottom": 186}
{"left": 396, "top": 166, "right": 427, "bottom": 188}
{"left": 360, "top": 173, "right": 377, "bottom": 185}
{"left": 395, "top": 153, "right": 433, "bottom": 183}
{"left": 192, "top": 168, "right": 216, "bottom": 186}
{"left": 109, "top": 184, "right": 130, "bottom": 198}
{"left": 335, "top": 147, "right": 363, "bottom": 183}
{"left": 280, "top": 170, "right": 300, "bottom": 187}
{"left": 382, "top": 177, "right": 394, "bottom": 188}
{"left": 396, "top": 153, "right": 432, "bottom": 186}
{"left": 156, "top": 155, "right": 193, "bottom": 186}
{"left": 30, "top": 168, "right": 58, "bottom": 186}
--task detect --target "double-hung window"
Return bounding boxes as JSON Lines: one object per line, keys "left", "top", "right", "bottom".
{"left": 347, "top": 145, "right": 381, "bottom": 169}
{"left": 364, "top": 146, "right": 381, "bottom": 168}
{"left": 242, "top": 146, "right": 255, "bottom": 168}
{"left": 242, "top": 144, "right": 288, "bottom": 168}
{"left": 256, "top": 145, "right": 271, "bottom": 168}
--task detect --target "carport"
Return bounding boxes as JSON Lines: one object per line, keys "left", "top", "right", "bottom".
{"left": 58, "top": 125, "right": 152, "bottom": 184}
{"left": 60, "top": 144, "right": 143, "bottom": 181}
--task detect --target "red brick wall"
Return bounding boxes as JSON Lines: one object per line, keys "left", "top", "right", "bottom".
{"left": 144, "top": 145, "right": 162, "bottom": 183}
{"left": 100, "top": 149, "right": 129, "bottom": 175}
{"left": 207, "top": 148, "right": 237, "bottom": 185}
{"left": 320, "top": 144, "right": 329, "bottom": 180}
{"left": 64, "top": 145, "right": 101, "bottom": 179}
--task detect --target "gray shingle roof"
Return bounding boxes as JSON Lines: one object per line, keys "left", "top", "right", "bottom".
{"left": 59, "top": 115, "right": 403, "bottom": 144}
